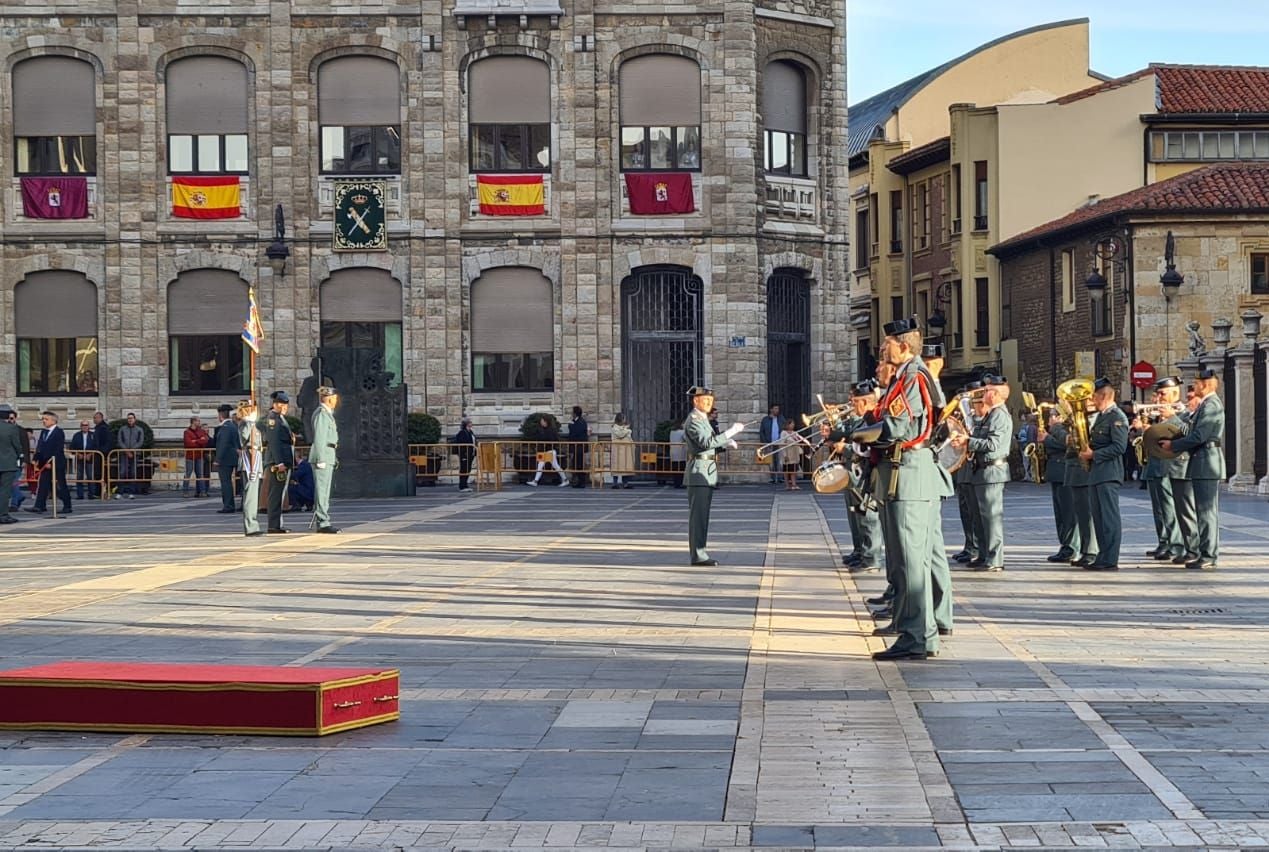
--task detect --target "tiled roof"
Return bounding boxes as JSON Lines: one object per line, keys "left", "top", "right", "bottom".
{"left": 1052, "top": 68, "right": 1153, "bottom": 105}
{"left": 989, "top": 163, "right": 1269, "bottom": 256}
{"left": 1154, "top": 64, "right": 1269, "bottom": 113}
{"left": 887, "top": 136, "right": 951, "bottom": 174}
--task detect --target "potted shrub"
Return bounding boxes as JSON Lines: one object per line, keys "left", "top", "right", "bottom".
{"left": 108, "top": 417, "right": 156, "bottom": 494}
{"left": 408, "top": 412, "right": 444, "bottom": 486}
{"left": 517, "top": 412, "right": 564, "bottom": 485}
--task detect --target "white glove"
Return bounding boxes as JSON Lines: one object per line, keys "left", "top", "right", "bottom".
{"left": 726, "top": 439, "right": 738, "bottom": 450}
{"left": 724, "top": 422, "right": 745, "bottom": 439}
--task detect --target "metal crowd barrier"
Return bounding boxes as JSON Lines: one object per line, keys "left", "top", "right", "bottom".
{"left": 105, "top": 447, "right": 218, "bottom": 497}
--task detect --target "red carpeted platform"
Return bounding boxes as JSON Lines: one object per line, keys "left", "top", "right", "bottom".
{"left": 0, "top": 662, "right": 400, "bottom": 736}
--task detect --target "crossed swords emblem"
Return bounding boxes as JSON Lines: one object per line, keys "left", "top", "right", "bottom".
{"left": 345, "top": 204, "right": 373, "bottom": 238}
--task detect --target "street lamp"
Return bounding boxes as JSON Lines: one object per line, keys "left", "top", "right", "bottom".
{"left": 927, "top": 277, "right": 953, "bottom": 339}
{"left": 1160, "top": 230, "right": 1183, "bottom": 372}
{"left": 265, "top": 204, "right": 290, "bottom": 276}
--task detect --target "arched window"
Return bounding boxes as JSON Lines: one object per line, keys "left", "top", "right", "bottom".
{"left": 167, "top": 270, "right": 249, "bottom": 394}
{"left": 14, "top": 271, "right": 98, "bottom": 395}
{"left": 763, "top": 60, "right": 807, "bottom": 176}
{"left": 320, "top": 269, "right": 403, "bottom": 386}
{"left": 318, "top": 56, "right": 401, "bottom": 175}
{"left": 619, "top": 54, "right": 701, "bottom": 171}
{"left": 469, "top": 56, "right": 550, "bottom": 172}
{"left": 166, "top": 56, "right": 249, "bottom": 174}
{"left": 470, "top": 267, "right": 554, "bottom": 392}
{"left": 13, "top": 56, "right": 96, "bottom": 175}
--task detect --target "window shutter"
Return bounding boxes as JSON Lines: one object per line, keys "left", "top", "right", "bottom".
{"left": 471, "top": 267, "right": 553, "bottom": 353}
{"left": 469, "top": 56, "right": 550, "bottom": 124}
{"left": 167, "top": 56, "right": 249, "bottom": 135}
{"left": 318, "top": 57, "right": 401, "bottom": 126}
{"left": 320, "top": 269, "right": 402, "bottom": 322}
{"left": 168, "top": 269, "right": 248, "bottom": 335}
{"left": 13, "top": 56, "right": 95, "bottom": 136}
{"left": 15, "top": 271, "right": 97, "bottom": 338}
{"left": 620, "top": 54, "right": 700, "bottom": 126}
{"left": 763, "top": 61, "right": 806, "bottom": 134}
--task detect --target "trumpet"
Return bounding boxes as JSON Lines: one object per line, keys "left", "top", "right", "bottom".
{"left": 1134, "top": 402, "right": 1185, "bottom": 419}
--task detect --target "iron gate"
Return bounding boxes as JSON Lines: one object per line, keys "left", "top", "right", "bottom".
{"left": 1224, "top": 357, "right": 1238, "bottom": 477}
{"left": 766, "top": 269, "right": 811, "bottom": 419}
{"left": 621, "top": 266, "right": 704, "bottom": 440}
{"left": 1256, "top": 346, "right": 1267, "bottom": 481}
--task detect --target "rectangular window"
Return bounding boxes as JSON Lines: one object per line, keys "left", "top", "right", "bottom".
{"left": 620, "top": 125, "right": 700, "bottom": 171}
{"left": 889, "top": 190, "right": 903, "bottom": 254}
{"left": 950, "top": 164, "right": 962, "bottom": 234}
{"left": 169, "top": 335, "right": 248, "bottom": 395}
{"left": 473, "top": 352, "right": 554, "bottom": 392}
{"left": 891, "top": 295, "right": 904, "bottom": 325}
{"left": 15, "top": 136, "right": 96, "bottom": 176}
{"left": 764, "top": 130, "right": 808, "bottom": 177}
{"left": 1252, "top": 253, "right": 1269, "bottom": 295}
{"left": 1061, "top": 249, "right": 1076, "bottom": 312}
{"left": 16, "top": 337, "right": 98, "bottom": 395}
{"left": 320, "top": 125, "right": 401, "bottom": 174}
{"left": 855, "top": 208, "right": 870, "bottom": 270}
{"left": 320, "top": 321, "right": 403, "bottom": 387}
{"left": 167, "top": 133, "right": 249, "bottom": 175}
{"left": 974, "top": 277, "right": 989, "bottom": 347}
{"left": 921, "top": 182, "right": 931, "bottom": 247}
{"left": 869, "top": 193, "right": 879, "bottom": 252}
{"left": 469, "top": 123, "right": 550, "bottom": 172}
{"left": 950, "top": 279, "right": 963, "bottom": 350}
{"left": 973, "top": 161, "right": 988, "bottom": 230}
{"left": 911, "top": 183, "right": 928, "bottom": 249}
{"left": 1091, "top": 258, "right": 1114, "bottom": 338}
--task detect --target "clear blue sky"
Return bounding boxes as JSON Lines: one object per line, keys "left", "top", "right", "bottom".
{"left": 849, "top": 0, "right": 1269, "bottom": 103}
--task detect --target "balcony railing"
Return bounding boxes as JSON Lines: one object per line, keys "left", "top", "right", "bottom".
{"left": 763, "top": 175, "right": 817, "bottom": 223}
{"left": 973, "top": 214, "right": 989, "bottom": 231}
{"left": 318, "top": 176, "right": 403, "bottom": 216}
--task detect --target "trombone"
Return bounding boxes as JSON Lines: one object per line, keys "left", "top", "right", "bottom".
{"left": 755, "top": 394, "right": 844, "bottom": 461}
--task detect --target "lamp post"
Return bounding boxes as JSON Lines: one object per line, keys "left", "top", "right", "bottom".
{"left": 927, "top": 277, "right": 953, "bottom": 342}
{"left": 1159, "top": 230, "right": 1183, "bottom": 373}
{"left": 1085, "top": 233, "right": 1130, "bottom": 393}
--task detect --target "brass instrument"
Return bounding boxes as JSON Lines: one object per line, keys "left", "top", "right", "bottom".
{"left": 1021, "top": 391, "right": 1053, "bottom": 484}
{"left": 931, "top": 390, "right": 977, "bottom": 473}
{"left": 756, "top": 394, "right": 843, "bottom": 462}
{"left": 1134, "top": 402, "right": 1186, "bottom": 419}
{"left": 1056, "top": 378, "right": 1096, "bottom": 470}
{"left": 1132, "top": 435, "right": 1146, "bottom": 466}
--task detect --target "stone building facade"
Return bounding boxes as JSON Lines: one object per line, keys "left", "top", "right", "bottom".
{"left": 0, "top": 0, "right": 848, "bottom": 440}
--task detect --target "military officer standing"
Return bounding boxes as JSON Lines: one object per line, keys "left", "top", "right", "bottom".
{"left": 0, "top": 404, "right": 28, "bottom": 526}
{"left": 1066, "top": 396, "right": 1099, "bottom": 567}
{"left": 951, "top": 381, "right": 983, "bottom": 564}
{"left": 1079, "top": 377, "right": 1129, "bottom": 571}
{"left": 840, "top": 381, "right": 883, "bottom": 573}
{"left": 953, "top": 376, "right": 1012, "bottom": 572}
{"left": 1040, "top": 407, "right": 1079, "bottom": 562}
{"left": 308, "top": 386, "right": 341, "bottom": 534}
{"left": 238, "top": 398, "right": 264, "bottom": 537}
{"left": 261, "top": 390, "right": 295, "bottom": 534}
{"left": 1142, "top": 377, "right": 1187, "bottom": 562}
{"left": 1160, "top": 369, "right": 1225, "bottom": 570}
{"left": 682, "top": 386, "right": 744, "bottom": 566}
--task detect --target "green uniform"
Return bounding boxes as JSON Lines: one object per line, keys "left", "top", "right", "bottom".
{"left": 1166, "top": 410, "right": 1198, "bottom": 560}
{"left": 1066, "top": 431, "right": 1098, "bottom": 563}
{"left": 309, "top": 404, "right": 340, "bottom": 530}
{"left": 0, "top": 419, "right": 29, "bottom": 523}
{"left": 966, "top": 405, "right": 1012, "bottom": 568}
{"left": 1043, "top": 424, "right": 1078, "bottom": 557}
{"left": 1087, "top": 406, "right": 1129, "bottom": 568}
{"left": 1169, "top": 393, "right": 1225, "bottom": 564}
{"left": 239, "top": 416, "right": 263, "bottom": 535}
{"left": 260, "top": 409, "right": 295, "bottom": 531}
{"left": 953, "top": 440, "right": 978, "bottom": 559}
{"left": 683, "top": 408, "right": 731, "bottom": 563}
{"left": 841, "top": 414, "right": 882, "bottom": 568}
{"left": 873, "top": 357, "right": 951, "bottom": 655}
{"left": 915, "top": 363, "right": 952, "bottom": 631}
{"left": 1143, "top": 413, "right": 1188, "bottom": 558}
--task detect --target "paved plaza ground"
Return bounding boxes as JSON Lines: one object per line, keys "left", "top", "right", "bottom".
{"left": 1, "top": 480, "right": 1269, "bottom": 849}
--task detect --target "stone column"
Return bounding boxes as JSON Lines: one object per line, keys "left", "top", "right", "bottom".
{"left": 1228, "top": 345, "right": 1258, "bottom": 492}
{"left": 1175, "top": 357, "right": 1201, "bottom": 383}
{"left": 1201, "top": 318, "right": 1234, "bottom": 486}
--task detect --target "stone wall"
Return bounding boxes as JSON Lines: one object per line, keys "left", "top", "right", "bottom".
{"left": 0, "top": 0, "right": 848, "bottom": 439}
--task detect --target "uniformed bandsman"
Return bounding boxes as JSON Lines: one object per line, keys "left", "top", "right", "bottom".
{"left": 951, "top": 380, "right": 984, "bottom": 565}
{"left": 1040, "top": 406, "right": 1079, "bottom": 562}
{"left": 309, "top": 386, "right": 341, "bottom": 534}
{"left": 1079, "top": 377, "right": 1129, "bottom": 571}
{"left": 839, "top": 380, "right": 883, "bottom": 574}
{"left": 682, "top": 386, "right": 744, "bottom": 566}
{"left": 237, "top": 398, "right": 264, "bottom": 537}
{"left": 953, "top": 375, "right": 1012, "bottom": 572}
{"left": 1066, "top": 396, "right": 1099, "bottom": 566}
{"left": 1142, "top": 377, "right": 1186, "bottom": 562}
{"left": 918, "top": 342, "right": 953, "bottom": 635}
{"left": 865, "top": 361, "right": 899, "bottom": 618}
{"left": 862, "top": 318, "right": 951, "bottom": 661}
{"left": 261, "top": 390, "right": 295, "bottom": 534}
{"left": 1160, "top": 369, "right": 1225, "bottom": 570}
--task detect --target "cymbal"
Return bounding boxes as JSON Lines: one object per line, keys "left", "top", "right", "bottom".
{"left": 1143, "top": 421, "right": 1183, "bottom": 460}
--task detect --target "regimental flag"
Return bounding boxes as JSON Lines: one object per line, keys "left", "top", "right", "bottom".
{"left": 624, "top": 172, "right": 695, "bottom": 215}
{"left": 242, "top": 287, "right": 264, "bottom": 354}
{"left": 20, "top": 177, "right": 89, "bottom": 219}
{"left": 476, "top": 174, "right": 546, "bottom": 216}
{"left": 172, "top": 176, "right": 241, "bottom": 219}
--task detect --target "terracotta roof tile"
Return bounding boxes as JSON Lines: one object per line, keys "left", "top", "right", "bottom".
{"left": 990, "top": 163, "right": 1269, "bottom": 255}
{"left": 1052, "top": 68, "right": 1154, "bottom": 105}
{"left": 1154, "top": 64, "right": 1269, "bottom": 113}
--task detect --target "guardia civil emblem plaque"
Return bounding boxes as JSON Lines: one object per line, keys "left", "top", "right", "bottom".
{"left": 333, "top": 181, "right": 387, "bottom": 251}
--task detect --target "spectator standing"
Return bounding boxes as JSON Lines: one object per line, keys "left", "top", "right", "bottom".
{"left": 0, "top": 404, "right": 27, "bottom": 525}
{"left": 778, "top": 418, "right": 812, "bottom": 490}
{"left": 760, "top": 404, "right": 782, "bottom": 484}
{"left": 28, "top": 411, "right": 71, "bottom": 515}
{"left": 1122, "top": 401, "right": 1141, "bottom": 484}
{"left": 526, "top": 415, "right": 568, "bottom": 487}
{"left": 116, "top": 413, "right": 144, "bottom": 499}
{"left": 182, "top": 417, "right": 210, "bottom": 497}
{"left": 92, "top": 412, "right": 112, "bottom": 498}
{"left": 566, "top": 406, "right": 590, "bottom": 488}
{"left": 610, "top": 413, "right": 635, "bottom": 489}
{"left": 69, "top": 419, "right": 97, "bottom": 500}
{"left": 453, "top": 417, "right": 476, "bottom": 493}
{"left": 213, "top": 404, "right": 240, "bottom": 513}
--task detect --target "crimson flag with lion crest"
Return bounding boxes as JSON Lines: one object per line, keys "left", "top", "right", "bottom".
{"left": 623, "top": 172, "right": 695, "bottom": 215}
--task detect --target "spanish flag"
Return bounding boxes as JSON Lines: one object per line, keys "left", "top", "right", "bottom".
{"left": 172, "top": 176, "right": 241, "bottom": 219}
{"left": 476, "top": 174, "right": 545, "bottom": 216}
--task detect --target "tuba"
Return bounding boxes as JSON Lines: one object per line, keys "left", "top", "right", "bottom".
{"left": 1056, "top": 378, "right": 1096, "bottom": 470}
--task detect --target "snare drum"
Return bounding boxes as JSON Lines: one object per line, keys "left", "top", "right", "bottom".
{"left": 811, "top": 461, "right": 852, "bottom": 494}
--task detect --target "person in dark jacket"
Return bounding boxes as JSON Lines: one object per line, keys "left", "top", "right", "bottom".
{"left": 0, "top": 404, "right": 27, "bottom": 524}
{"left": 69, "top": 419, "right": 97, "bottom": 500}
{"left": 213, "top": 403, "right": 241, "bottom": 513}
{"left": 261, "top": 391, "right": 295, "bottom": 533}
{"left": 566, "top": 406, "right": 589, "bottom": 488}
{"left": 28, "top": 410, "right": 71, "bottom": 515}
{"left": 453, "top": 418, "right": 476, "bottom": 493}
